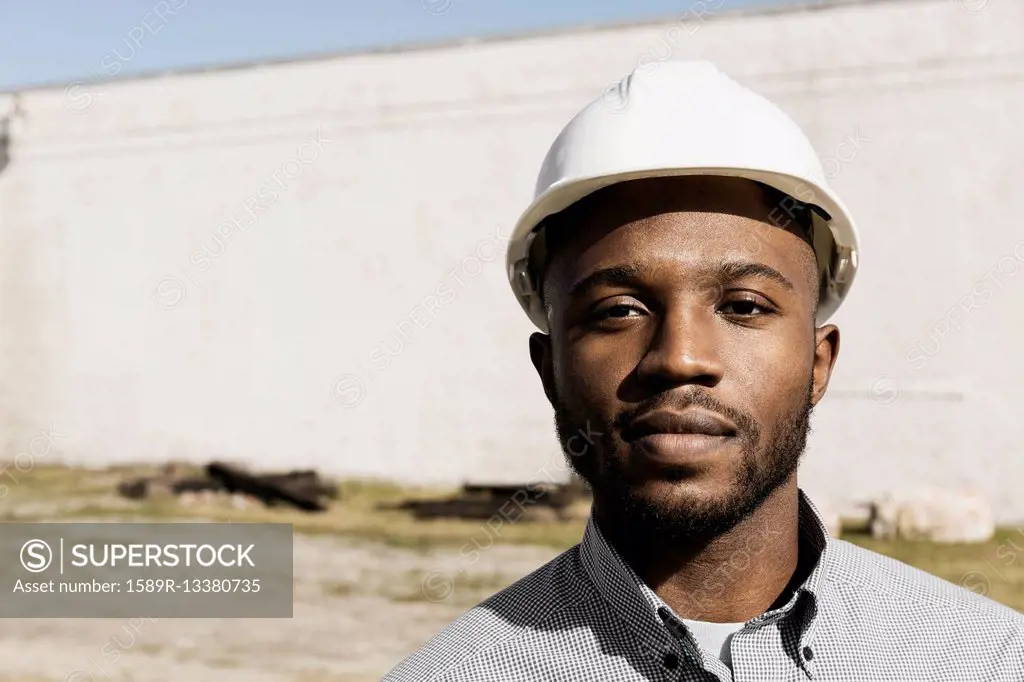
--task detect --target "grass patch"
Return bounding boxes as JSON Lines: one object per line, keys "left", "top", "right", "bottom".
{"left": 844, "top": 528, "right": 1024, "bottom": 610}
{"left": 4, "top": 466, "right": 1023, "bottom": 612}
{"left": 2, "top": 465, "right": 584, "bottom": 550}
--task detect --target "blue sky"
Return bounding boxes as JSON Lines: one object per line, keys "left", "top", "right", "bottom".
{"left": 0, "top": 0, "right": 810, "bottom": 90}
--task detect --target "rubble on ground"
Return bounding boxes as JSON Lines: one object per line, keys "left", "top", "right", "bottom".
{"left": 116, "top": 461, "right": 338, "bottom": 512}
{"left": 395, "top": 478, "right": 591, "bottom": 523}
{"left": 868, "top": 487, "right": 995, "bottom": 543}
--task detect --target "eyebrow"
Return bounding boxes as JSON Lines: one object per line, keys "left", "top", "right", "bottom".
{"left": 717, "top": 260, "right": 796, "bottom": 292}
{"left": 567, "top": 264, "right": 649, "bottom": 299}
{"left": 565, "top": 260, "right": 795, "bottom": 298}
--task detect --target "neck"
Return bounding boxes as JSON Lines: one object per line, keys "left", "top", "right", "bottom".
{"left": 596, "top": 481, "right": 803, "bottom": 623}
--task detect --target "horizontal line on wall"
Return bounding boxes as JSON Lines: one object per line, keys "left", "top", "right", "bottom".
{"left": 827, "top": 388, "right": 965, "bottom": 401}
{"left": 12, "top": 69, "right": 1024, "bottom": 163}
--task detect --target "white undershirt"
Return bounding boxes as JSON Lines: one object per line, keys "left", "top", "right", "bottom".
{"left": 681, "top": 619, "right": 746, "bottom": 669}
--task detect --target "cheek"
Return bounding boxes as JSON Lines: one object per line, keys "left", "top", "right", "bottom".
{"left": 725, "top": 331, "right": 806, "bottom": 376}
{"left": 722, "top": 334, "right": 811, "bottom": 418}
{"left": 556, "top": 339, "right": 638, "bottom": 409}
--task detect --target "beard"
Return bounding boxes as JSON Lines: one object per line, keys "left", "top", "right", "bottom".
{"left": 553, "top": 378, "right": 814, "bottom": 546}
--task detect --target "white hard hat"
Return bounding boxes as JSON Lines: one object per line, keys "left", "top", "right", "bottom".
{"left": 506, "top": 60, "right": 859, "bottom": 332}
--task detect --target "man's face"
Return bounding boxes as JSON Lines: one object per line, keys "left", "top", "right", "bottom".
{"left": 530, "top": 176, "right": 840, "bottom": 542}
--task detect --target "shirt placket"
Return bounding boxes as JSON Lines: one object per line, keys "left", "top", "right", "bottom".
{"left": 658, "top": 606, "right": 736, "bottom": 682}
{"left": 792, "top": 591, "right": 820, "bottom": 679}
{"left": 729, "top": 593, "right": 818, "bottom": 681}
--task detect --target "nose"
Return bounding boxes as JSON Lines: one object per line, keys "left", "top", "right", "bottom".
{"left": 634, "top": 304, "right": 725, "bottom": 390}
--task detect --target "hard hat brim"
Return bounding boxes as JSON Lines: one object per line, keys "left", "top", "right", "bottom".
{"left": 506, "top": 166, "right": 859, "bottom": 332}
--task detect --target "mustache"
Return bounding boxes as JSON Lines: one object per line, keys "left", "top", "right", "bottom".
{"left": 614, "top": 389, "right": 760, "bottom": 440}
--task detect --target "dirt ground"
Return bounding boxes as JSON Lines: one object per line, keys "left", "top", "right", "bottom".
{"left": 0, "top": 533, "right": 560, "bottom": 682}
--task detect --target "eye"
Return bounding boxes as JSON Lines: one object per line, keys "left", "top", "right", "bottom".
{"left": 589, "top": 298, "right": 649, "bottom": 325}
{"left": 602, "top": 303, "right": 642, "bottom": 319}
{"left": 719, "top": 295, "right": 775, "bottom": 317}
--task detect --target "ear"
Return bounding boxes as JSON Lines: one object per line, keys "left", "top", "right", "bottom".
{"left": 529, "top": 332, "right": 557, "bottom": 408}
{"left": 811, "top": 324, "right": 840, "bottom": 406}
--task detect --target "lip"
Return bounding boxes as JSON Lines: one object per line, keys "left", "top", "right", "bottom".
{"left": 625, "top": 409, "right": 738, "bottom": 464}
{"left": 627, "top": 409, "right": 737, "bottom": 439}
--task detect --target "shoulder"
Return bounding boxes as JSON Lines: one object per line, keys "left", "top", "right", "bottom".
{"left": 824, "top": 538, "right": 1024, "bottom": 634}
{"left": 816, "top": 540, "right": 1024, "bottom": 677}
{"left": 382, "top": 544, "right": 596, "bottom": 682}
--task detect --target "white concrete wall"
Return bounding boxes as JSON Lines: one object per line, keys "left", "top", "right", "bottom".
{"left": 2, "top": 0, "right": 1023, "bottom": 518}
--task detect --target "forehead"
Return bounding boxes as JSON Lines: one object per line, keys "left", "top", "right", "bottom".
{"left": 541, "top": 176, "right": 818, "bottom": 294}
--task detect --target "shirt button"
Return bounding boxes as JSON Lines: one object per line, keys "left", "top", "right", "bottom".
{"left": 663, "top": 653, "right": 679, "bottom": 670}
{"left": 802, "top": 646, "right": 814, "bottom": 661}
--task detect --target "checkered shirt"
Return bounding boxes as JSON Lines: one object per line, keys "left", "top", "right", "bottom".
{"left": 384, "top": 491, "right": 1024, "bottom": 681}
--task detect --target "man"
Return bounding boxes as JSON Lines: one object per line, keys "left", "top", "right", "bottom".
{"left": 384, "top": 62, "right": 1023, "bottom": 681}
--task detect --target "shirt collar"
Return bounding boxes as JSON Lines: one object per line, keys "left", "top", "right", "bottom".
{"left": 579, "top": 488, "right": 831, "bottom": 661}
